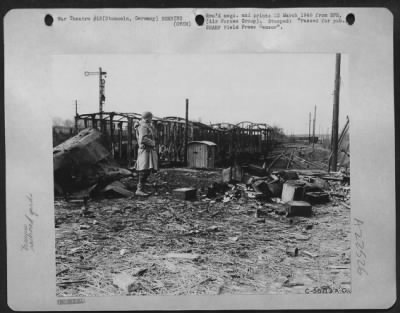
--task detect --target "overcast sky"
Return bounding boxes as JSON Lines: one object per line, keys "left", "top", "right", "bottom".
{"left": 51, "top": 53, "right": 348, "bottom": 135}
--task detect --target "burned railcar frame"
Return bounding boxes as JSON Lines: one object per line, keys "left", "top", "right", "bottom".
{"left": 74, "top": 111, "right": 276, "bottom": 168}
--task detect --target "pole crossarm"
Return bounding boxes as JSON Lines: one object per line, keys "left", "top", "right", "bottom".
{"left": 84, "top": 67, "right": 107, "bottom": 132}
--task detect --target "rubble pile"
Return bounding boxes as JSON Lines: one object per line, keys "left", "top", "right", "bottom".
{"left": 201, "top": 165, "right": 350, "bottom": 218}
{"left": 54, "top": 133, "right": 351, "bottom": 296}
{"left": 53, "top": 128, "right": 132, "bottom": 197}
{"left": 55, "top": 166, "right": 351, "bottom": 296}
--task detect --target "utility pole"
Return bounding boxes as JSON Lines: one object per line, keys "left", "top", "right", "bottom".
{"left": 318, "top": 124, "right": 321, "bottom": 142}
{"left": 74, "top": 99, "right": 78, "bottom": 134}
{"left": 331, "top": 53, "right": 341, "bottom": 171}
{"left": 74, "top": 99, "right": 78, "bottom": 116}
{"left": 312, "top": 105, "right": 316, "bottom": 150}
{"left": 84, "top": 67, "right": 107, "bottom": 132}
{"left": 184, "top": 99, "right": 189, "bottom": 166}
{"left": 308, "top": 112, "right": 311, "bottom": 144}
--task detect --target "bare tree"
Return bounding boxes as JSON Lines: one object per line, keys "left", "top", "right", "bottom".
{"left": 52, "top": 117, "right": 64, "bottom": 126}
{"left": 63, "top": 119, "right": 74, "bottom": 127}
{"left": 271, "top": 124, "right": 285, "bottom": 138}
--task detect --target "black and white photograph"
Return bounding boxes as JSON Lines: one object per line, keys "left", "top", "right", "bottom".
{"left": 4, "top": 8, "right": 395, "bottom": 311}
{"left": 52, "top": 53, "right": 351, "bottom": 296}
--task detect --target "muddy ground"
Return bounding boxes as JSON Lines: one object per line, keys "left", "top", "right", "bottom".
{"left": 55, "top": 167, "right": 351, "bottom": 296}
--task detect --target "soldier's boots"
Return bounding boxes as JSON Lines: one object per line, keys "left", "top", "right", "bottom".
{"left": 135, "top": 188, "right": 149, "bottom": 196}
{"left": 135, "top": 171, "right": 151, "bottom": 196}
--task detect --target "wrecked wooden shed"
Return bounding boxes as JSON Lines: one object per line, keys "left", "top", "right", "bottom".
{"left": 187, "top": 141, "right": 217, "bottom": 169}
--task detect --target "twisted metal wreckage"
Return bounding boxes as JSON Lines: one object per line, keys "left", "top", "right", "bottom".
{"left": 74, "top": 111, "right": 276, "bottom": 167}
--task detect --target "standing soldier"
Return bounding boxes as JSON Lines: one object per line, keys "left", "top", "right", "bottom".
{"left": 134, "top": 111, "right": 158, "bottom": 196}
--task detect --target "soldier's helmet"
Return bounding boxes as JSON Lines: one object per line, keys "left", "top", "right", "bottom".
{"left": 142, "top": 111, "right": 153, "bottom": 120}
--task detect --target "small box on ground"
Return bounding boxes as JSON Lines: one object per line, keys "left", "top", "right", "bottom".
{"left": 206, "top": 184, "right": 217, "bottom": 198}
{"left": 304, "top": 192, "right": 330, "bottom": 204}
{"left": 281, "top": 181, "right": 305, "bottom": 202}
{"left": 286, "top": 201, "right": 312, "bottom": 217}
{"left": 222, "top": 166, "right": 243, "bottom": 183}
{"left": 172, "top": 187, "right": 197, "bottom": 200}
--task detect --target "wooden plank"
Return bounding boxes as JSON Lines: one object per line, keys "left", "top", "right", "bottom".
{"left": 197, "top": 144, "right": 201, "bottom": 168}
{"left": 208, "top": 146, "right": 212, "bottom": 168}
{"left": 187, "top": 145, "right": 192, "bottom": 167}
{"left": 118, "top": 122, "right": 123, "bottom": 159}
{"left": 133, "top": 120, "right": 138, "bottom": 163}
{"left": 127, "top": 118, "right": 132, "bottom": 167}
{"left": 194, "top": 144, "right": 199, "bottom": 168}
{"left": 212, "top": 146, "right": 216, "bottom": 168}
{"left": 196, "top": 144, "right": 201, "bottom": 168}
{"left": 110, "top": 114, "right": 115, "bottom": 157}
{"left": 164, "top": 252, "right": 200, "bottom": 260}
{"left": 200, "top": 144, "right": 206, "bottom": 168}
{"left": 187, "top": 144, "right": 194, "bottom": 168}
{"left": 91, "top": 114, "right": 96, "bottom": 129}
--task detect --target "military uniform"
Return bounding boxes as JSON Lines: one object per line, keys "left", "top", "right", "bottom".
{"left": 134, "top": 116, "right": 158, "bottom": 195}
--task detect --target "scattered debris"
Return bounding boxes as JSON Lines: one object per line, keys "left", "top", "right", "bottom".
{"left": 294, "top": 234, "right": 311, "bottom": 241}
{"left": 222, "top": 165, "right": 243, "bottom": 183}
{"left": 206, "top": 184, "right": 217, "bottom": 198}
{"left": 53, "top": 128, "right": 132, "bottom": 195}
{"left": 281, "top": 181, "right": 306, "bottom": 203}
{"left": 112, "top": 272, "right": 140, "bottom": 293}
{"left": 120, "top": 249, "right": 128, "bottom": 256}
{"left": 304, "top": 192, "right": 330, "bottom": 204}
{"left": 309, "top": 177, "right": 330, "bottom": 190}
{"left": 286, "top": 201, "right": 312, "bottom": 217}
{"left": 172, "top": 187, "right": 197, "bottom": 200}
{"left": 302, "top": 250, "right": 318, "bottom": 258}
{"left": 286, "top": 247, "right": 299, "bottom": 257}
{"left": 282, "top": 281, "right": 305, "bottom": 287}
{"left": 132, "top": 267, "right": 148, "bottom": 276}
{"left": 54, "top": 141, "right": 351, "bottom": 296}
{"left": 277, "top": 170, "right": 299, "bottom": 181}
{"left": 101, "top": 181, "right": 135, "bottom": 198}
{"left": 245, "top": 164, "right": 268, "bottom": 177}
{"left": 341, "top": 202, "right": 351, "bottom": 209}
{"left": 267, "top": 181, "right": 283, "bottom": 198}
{"left": 252, "top": 180, "right": 271, "bottom": 196}
{"left": 164, "top": 253, "right": 200, "bottom": 261}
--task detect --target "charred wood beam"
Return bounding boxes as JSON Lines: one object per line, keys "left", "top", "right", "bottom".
{"left": 110, "top": 113, "right": 115, "bottom": 157}
{"left": 91, "top": 114, "right": 97, "bottom": 129}
{"left": 127, "top": 118, "right": 132, "bottom": 168}
{"left": 118, "top": 122, "right": 123, "bottom": 160}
